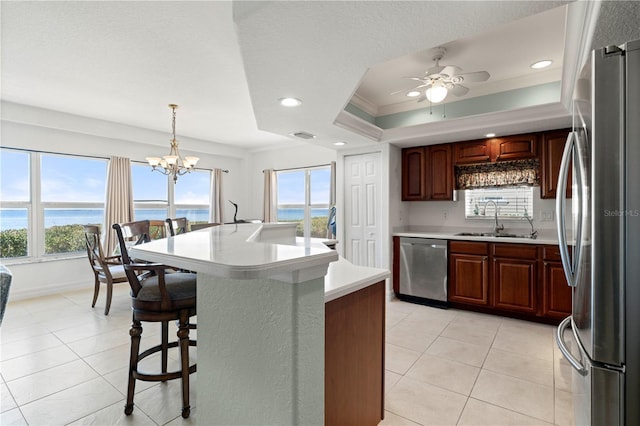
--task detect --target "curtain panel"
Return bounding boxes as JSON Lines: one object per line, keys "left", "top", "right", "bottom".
{"left": 103, "top": 156, "right": 134, "bottom": 255}
{"left": 211, "top": 168, "right": 224, "bottom": 224}
{"left": 455, "top": 159, "right": 540, "bottom": 190}
{"left": 263, "top": 169, "right": 277, "bottom": 223}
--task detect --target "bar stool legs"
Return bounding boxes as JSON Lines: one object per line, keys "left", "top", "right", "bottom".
{"left": 123, "top": 311, "right": 196, "bottom": 419}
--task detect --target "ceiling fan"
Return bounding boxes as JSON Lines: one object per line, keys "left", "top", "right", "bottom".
{"left": 392, "top": 47, "right": 490, "bottom": 103}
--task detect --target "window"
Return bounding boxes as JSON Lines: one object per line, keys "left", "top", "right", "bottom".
{"left": 132, "top": 163, "right": 169, "bottom": 220}
{"left": 0, "top": 150, "right": 31, "bottom": 258}
{"left": 41, "top": 154, "right": 107, "bottom": 255}
{"left": 464, "top": 187, "right": 534, "bottom": 220}
{"left": 1, "top": 149, "right": 108, "bottom": 260}
{"left": 174, "top": 169, "right": 210, "bottom": 224}
{"left": 276, "top": 166, "right": 331, "bottom": 238}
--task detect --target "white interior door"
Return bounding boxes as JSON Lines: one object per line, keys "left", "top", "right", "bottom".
{"left": 344, "top": 152, "right": 382, "bottom": 267}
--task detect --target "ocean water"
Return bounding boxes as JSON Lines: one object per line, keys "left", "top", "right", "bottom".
{"left": 0, "top": 208, "right": 330, "bottom": 231}
{"left": 0, "top": 208, "right": 210, "bottom": 231}
{"left": 277, "top": 208, "right": 329, "bottom": 221}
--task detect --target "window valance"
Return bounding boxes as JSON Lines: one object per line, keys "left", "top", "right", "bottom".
{"left": 455, "top": 159, "right": 540, "bottom": 190}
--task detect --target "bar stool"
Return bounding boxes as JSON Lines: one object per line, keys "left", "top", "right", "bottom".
{"left": 113, "top": 220, "right": 197, "bottom": 418}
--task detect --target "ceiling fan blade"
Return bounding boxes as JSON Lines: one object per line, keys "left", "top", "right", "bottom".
{"left": 416, "top": 93, "right": 428, "bottom": 103}
{"left": 449, "top": 84, "right": 469, "bottom": 96}
{"left": 457, "top": 70, "right": 490, "bottom": 82}
{"left": 390, "top": 82, "right": 430, "bottom": 96}
{"left": 440, "top": 65, "right": 462, "bottom": 78}
{"left": 404, "top": 76, "right": 428, "bottom": 82}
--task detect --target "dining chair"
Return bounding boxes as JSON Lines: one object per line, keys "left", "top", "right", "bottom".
{"left": 149, "top": 220, "right": 168, "bottom": 240}
{"left": 83, "top": 225, "right": 128, "bottom": 315}
{"left": 165, "top": 217, "right": 189, "bottom": 236}
{"left": 113, "top": 220, "right": 197, "bottom": 419}
{"left": 189, "top": 222, "right": 221, "bottom": 231}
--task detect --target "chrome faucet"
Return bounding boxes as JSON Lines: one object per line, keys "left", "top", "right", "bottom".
{"left": 483, "top": 200, "right": 504, "bottom": 235}
{"left": 525, "top": 214, "right": 538, "bottom": 239}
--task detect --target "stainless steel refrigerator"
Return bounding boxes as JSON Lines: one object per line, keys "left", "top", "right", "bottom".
{"left": 555, "top": 39, "right": 640, "bottom": 425}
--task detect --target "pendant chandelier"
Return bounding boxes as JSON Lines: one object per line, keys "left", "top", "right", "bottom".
{"left": 146, "top": 104, "right": 199, "bottom": 183}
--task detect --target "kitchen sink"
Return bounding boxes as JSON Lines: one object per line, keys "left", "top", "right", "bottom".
{"left": 455, "top": 232, "right": 536, "bottom": 239}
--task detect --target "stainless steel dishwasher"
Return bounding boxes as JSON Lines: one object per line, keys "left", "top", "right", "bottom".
{"left": 399, "top": 237, "right": 448, "bottom": 308}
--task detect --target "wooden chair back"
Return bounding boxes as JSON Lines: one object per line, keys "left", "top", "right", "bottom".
{"left": 190, "top": 223, "right": 221, "bottom": 231}
{"left": 149, "top": 220, "right": 167, "bottom": 240}
{"left": 84, "top": 225, "right": 107, "bottom": 272}
{"left": 112, "top": 220, "right": 152, "bottom": 296}
{"left": 166, "top": 217, "right": 189, "bottom": 236}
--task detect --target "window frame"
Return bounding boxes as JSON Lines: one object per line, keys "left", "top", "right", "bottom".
{"left": 464, "top": 186, "right": 535, "bottom": 221}
{"left": 276, "top": 165, "right": 331, "bottom": 239}
{"left": 1, "top": 150, "right": 213, "bottom": 264}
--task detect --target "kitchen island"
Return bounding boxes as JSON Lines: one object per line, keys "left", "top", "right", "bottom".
{"left": 129, "top": 223, "right": 388, "bottom": 425}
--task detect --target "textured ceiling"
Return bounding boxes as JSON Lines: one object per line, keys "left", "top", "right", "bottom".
{"left": 3, "top": 1, "right": 638, "bottom": 152}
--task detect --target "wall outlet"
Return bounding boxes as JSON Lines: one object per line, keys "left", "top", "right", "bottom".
{"left": 541, "top": 210, "right": 554, "bottom": 222}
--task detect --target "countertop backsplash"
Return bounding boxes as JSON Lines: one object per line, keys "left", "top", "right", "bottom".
{"left": 405, "top": 189, "right": 569, "bottom": 232}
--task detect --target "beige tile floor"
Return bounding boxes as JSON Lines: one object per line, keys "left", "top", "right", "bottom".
{"left": 383, "top": 298, "right": 575, "bottom": 426}
{"left": 1, "top": 285, "right": 574, "bottom": 425}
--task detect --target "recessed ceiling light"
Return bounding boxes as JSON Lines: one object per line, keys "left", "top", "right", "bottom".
{"left": 485, "top": 133, "right": 496, "bottom": 138}
{"left": 279, "top": 97, "right": 302, "bottom": 107}
{"left": 531, "top": 60, "right": 553, "bottom": 69}
{"left": 406, "top": 91, "right": 421, "bottom": 97}
{"left": 334, "top": 141, "right": 346, "bottom": 146}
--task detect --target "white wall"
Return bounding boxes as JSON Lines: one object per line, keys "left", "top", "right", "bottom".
{"left": 406, "top": 189, "right": 560, "bottom": 232}
{"left": 2, "top": 102, "right": 252, "bottom": 299}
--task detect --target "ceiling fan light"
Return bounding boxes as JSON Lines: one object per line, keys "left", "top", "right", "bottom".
{"left": 426, "top": 83, "right": 447, "bottom": 103}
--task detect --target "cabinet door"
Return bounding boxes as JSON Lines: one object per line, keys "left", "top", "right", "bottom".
{"left": 402, "top": 147, "right": 427, "bottom": 201}
{"left": 493, "top": 134, "right": 538, "bottom": 161}
{"left": 541, "top": 129, "right": 572, "bottom": 199}
{"left": 542, "top": 261, "right": 572, "bottom": 319}
{"left": 427, "top": 144, "right": 453, "bottom": 200}
{"left": 449, "top": 253, "right": 490, "bottom": 306}
{"left": 454, "top": 140, "right": 491, "bottom": 164}
{"left": 493, "top": 257, "right": 537, "bottom": 314}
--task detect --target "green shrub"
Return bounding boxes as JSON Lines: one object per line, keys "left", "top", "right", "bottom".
{"left": 44, "top": 224, "right": 86, "bottom": 254}
{"left": 0, "top": 228, "right": 28, "bottom": 258}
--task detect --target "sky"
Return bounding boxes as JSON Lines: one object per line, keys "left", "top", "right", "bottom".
{"left": 0, "top": 150, "right": 210, "bottom": 205}
{"left": 277, "top": 168, "right": 330, "bottom": 205}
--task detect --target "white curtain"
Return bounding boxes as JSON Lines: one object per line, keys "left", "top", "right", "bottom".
{"left": 263, "top": 169, "right": 277, "bottom": 223}
{"left": 211, "top": 168, "right": 224, "bottom": 223}
{"left": 103, "top": 156, "right": 134, "bottom": 255}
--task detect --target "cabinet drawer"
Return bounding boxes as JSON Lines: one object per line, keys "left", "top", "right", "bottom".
{"left": 449, "top": 241, "right": 489, "bottom": 255}
{"left": 492, "top": 243, "right": 538, "bottom": 260}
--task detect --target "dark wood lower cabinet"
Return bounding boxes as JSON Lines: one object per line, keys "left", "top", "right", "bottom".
{"left": 325, "top": 281, "right": 385, "bottom": 426}
{"left": 493, "top": 257, "right": 537, "bottom": 314}
{"left": 449, "top": 253, "right": 490, "bottom": 306}
{"left": 444, "top": 241, "right": 570, "bottom": 324}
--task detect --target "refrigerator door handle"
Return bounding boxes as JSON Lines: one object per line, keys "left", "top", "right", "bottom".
{"left": 556, "top": 131, "right": 577, "bottom": 286}
{"left": 556, "top": 316, "right": 588, "bottom": 376}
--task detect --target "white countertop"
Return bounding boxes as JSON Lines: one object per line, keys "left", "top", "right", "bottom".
{"left": 324, "top": 257, "right": 389, "bottom": 302}
{"left": 129, "top": 223, "right": 338, "bottom": 282}
{"left": 129, "top": 223, "right": 389, "bottom": 300}
{"left": 392, "top": 226, "right": 561, "bottom": 245}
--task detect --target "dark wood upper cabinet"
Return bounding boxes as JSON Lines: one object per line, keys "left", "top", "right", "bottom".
{"left": 454, "top": 133, "right": 539, "bottom": 165}
{"left": 454, "top": 140, "right": 492, "bottom": 164}
{"left": 540, "top": 128, "right": 572, "bottom": 199}
{"left": 426, "top": 144, "right": 453, "bottom": 200}
{"left": 401, "top": 147, "right": 427, "bottom": 201}
{"left": 492, "top": 134, "right": 538, "bottom": 161}
{"left": 401, "top": 144, "right": 453, "bottom": 201}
